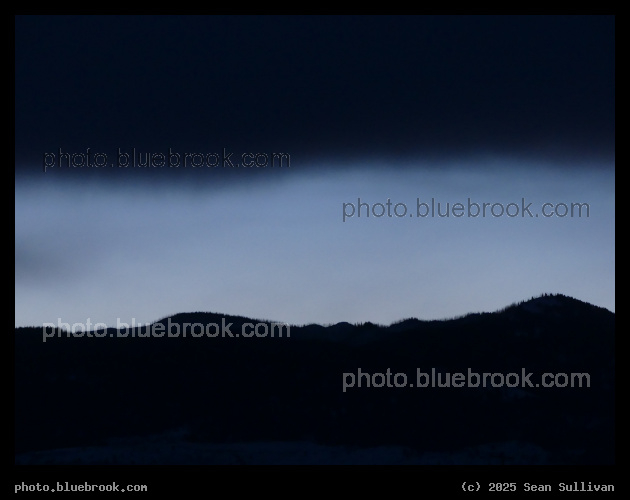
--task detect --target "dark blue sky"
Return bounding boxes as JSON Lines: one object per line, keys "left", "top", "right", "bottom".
{"left": 15, "top": 15, "right": 614, "bottom": 170}
{"left": 15, "top": 15, "right": 615, "bottom": 327}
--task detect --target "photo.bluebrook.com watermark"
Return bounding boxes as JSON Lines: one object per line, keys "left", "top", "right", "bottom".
{"left": 42, "top": 317, "right": 290, "bottom": 342}
{"left": 342, "top": 197, "right": 590, "bottom": 221}
{"left": 341, "top": 367, "right": 591, "bottom": 391}
{"left": 42, "top": 147, "right": 291, "bottom": 172}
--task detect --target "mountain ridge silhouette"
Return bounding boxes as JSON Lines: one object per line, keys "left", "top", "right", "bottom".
{"left": 15, "top": 293, "right": 614, "bottom": 464}
{"left": 16, "top": 293, "right": 613, "bottom": 333}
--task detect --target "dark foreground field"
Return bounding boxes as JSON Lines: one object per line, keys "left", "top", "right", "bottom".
{"left": 15, "top": 294, "right": 614, "bottom": 464}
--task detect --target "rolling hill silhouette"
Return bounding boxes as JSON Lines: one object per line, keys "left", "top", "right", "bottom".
{"left": 14, "top": 294, "right": 614, "bottom": 464}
